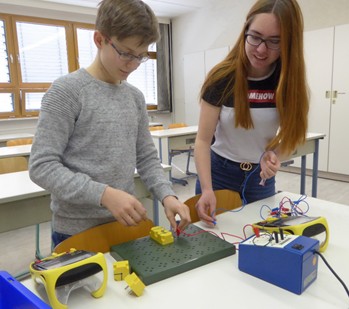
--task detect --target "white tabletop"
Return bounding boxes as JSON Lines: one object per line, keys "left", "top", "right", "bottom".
{"left": 0, "top": 132, "right": 34, "bottom": 143}
{"left": 150, "top": 128, "right": 325, "bottom": 140}
{"left": 0, "top": 171, "right": 47, "bottom": 203}
{"left": 305, "top": 132, "right": 326, "bottom": 140}
{"left": 0, "top": 166, "right": 170, "bottom": 204}
{"left": 148, "top": 122, "right": 163, "bottom": 127}
{"left": 150, "top": 125, "right": 198, "bottom": 138}
{"left": 21, "top": 192, "right": 349, "bottom": 309}
{"left": 0, "top": 144, "right": 32, "bottom": 158}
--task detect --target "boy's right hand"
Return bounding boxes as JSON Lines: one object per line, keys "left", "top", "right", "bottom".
{"left": 100, "top": 186, "right": 147, "bottom": 226}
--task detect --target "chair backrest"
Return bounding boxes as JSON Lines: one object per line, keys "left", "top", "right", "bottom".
{"left": 6, "top": 138, "right": 33, "bottom": 146}
{"left": 149, "top": 125, "right": 164, "bottom": 131}
{"left": 168, "top": 123, "right": 187, "bottom": 129}
{"left": 53, "top": 219, "right": 154, "bottom": 254}
{"left": 184, "top": 189, "right": 242, "bottom": 223}
{"left": 0, "top": 157, "right": 28, "bottom": 174}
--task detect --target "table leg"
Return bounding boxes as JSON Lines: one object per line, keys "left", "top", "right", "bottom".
{"left": 311, "top": 140, "right": 320, "bottom": 198}
{"left": 300, "top": 155, "right": 306, "bottom": 195}
{"left": 153, "top": 199, "right": 159, "bottom": 225}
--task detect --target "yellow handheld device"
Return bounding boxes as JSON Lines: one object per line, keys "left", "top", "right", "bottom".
{"left": 252, "top": 216, "right": 329, "bottom": 252}
{"left": 30, "top": 249, "right": 108, "bottom": 309}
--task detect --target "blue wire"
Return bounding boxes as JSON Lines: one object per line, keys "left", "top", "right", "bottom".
{"left": 241, "top": 152, "right": 266, "bottom": 205}
{"left": 209, "top": 153, "right": 265, "bottom": 219}
{"left": 209, "top": 152, "right": 270, "bottom": 219}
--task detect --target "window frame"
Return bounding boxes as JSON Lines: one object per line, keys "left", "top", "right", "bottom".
{"left": 0, "top": 14, "right": 19, "bottom": 117}
{"left": 0, "top": 13, "right": 171, "bottom": 119}
{"left": 72, "top": 22, "right": 95, "bottom": 69}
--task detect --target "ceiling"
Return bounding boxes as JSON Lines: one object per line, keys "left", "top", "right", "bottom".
{"left": 39, "top": 0, "right": 216, "bottom": 18}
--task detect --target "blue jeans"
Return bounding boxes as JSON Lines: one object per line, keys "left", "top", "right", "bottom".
{"left": 52, "top": 231, "right": 72, "bottom": 248}
{"left": 195, "top": 150, "right": 276, "bottom": 204}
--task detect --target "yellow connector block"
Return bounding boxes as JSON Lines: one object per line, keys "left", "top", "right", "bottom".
{"left": 124, "top": 272, "right": 145, "bottom": 296}
{"left": 113, "top": 260, "right": 130, "bottom": 281}
{"left": 149, "top": 226, "right": 174, "bottom": 245}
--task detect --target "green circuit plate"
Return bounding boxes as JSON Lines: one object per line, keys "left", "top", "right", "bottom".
{"left": 110, "top": 224, "right": 236, "bottom": 285}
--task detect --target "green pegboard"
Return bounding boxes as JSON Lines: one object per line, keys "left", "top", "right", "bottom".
{"left": 110, "top": 224, "right": 236, "bottom": 285}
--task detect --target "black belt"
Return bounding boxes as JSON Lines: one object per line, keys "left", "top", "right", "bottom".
{"left": 212, "top": 151, "right": 259, "bottom": 171}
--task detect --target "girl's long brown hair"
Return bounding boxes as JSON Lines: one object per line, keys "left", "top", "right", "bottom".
{"left": 201, "top": 0, "right": 309, "bottom": 156}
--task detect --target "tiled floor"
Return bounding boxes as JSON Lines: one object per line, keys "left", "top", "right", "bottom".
{"left": 1, "top": 154, "right": 348, "bottom": 278}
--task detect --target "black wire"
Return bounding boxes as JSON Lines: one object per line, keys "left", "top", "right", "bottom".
{"left": 314, "top": 250, "right": 349, "bottom": 299}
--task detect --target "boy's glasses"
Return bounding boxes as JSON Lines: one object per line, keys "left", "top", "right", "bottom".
{"left": 245, "top": 34, "right": 280, "bottom": 50}
{"left": 107, "top": 38, "right": 150, "bottom": 63}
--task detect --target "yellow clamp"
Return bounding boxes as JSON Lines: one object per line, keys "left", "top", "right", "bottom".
{"left": 124, "top": 272, "right": 145, "bottom": 296}
{"left": 149, "top": 226, "right": 174, "bottom": 245}
{"left": 113, "top": 260, "right": 130, "bottom": 281}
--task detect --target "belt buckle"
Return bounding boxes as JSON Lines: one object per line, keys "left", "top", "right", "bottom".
{"left": 240, "top": 162, "right": 253, "bottom": 171}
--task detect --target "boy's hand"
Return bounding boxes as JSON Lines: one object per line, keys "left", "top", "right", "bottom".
{"left": 162, "top": 195, "right": 191, "bottom": 232}
{"left": 101, "top": 187, "right": 147, "bottom": 226}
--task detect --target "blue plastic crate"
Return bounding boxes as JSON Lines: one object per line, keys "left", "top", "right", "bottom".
{"left": 0, "top": 271, "right": 51, "bottom": 309}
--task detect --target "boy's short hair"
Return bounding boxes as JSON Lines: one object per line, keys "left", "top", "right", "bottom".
{"left": 96, "top": 0, "right": 160, "bottom": 46}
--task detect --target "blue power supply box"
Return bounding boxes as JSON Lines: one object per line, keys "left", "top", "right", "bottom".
{"left": 238, "top": 234, "right": 319, "bottom": 294}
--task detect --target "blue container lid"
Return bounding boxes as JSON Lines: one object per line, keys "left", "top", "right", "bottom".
{"left": 0, "top": 270, "right": 51, "bottom": 309}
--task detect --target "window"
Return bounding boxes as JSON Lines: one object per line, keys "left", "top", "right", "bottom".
{"left": 128, "top": 44, "right": 158, "bottom": 105}
{"left": 0, "top": 14, "right": 76, "bottom": 117}
{"left": 16, "top": 22, "right": 69, "bottom": 83}
{"left": 75, "top": 26, "right": 96, "bottom": 69}
{"left": 75, "top": 26, "right": 161, "bottom": 106}
{"left": 0, "top": 14, "right": 172, "bottom": 119}
{"left": 0, "top": 92, "right": 13, "bottom": 113}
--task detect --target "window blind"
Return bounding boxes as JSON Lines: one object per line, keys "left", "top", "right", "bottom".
{"left": 0, "top": 92, "right": 14, "bottom": 112}
{"left": 127, "top": 59, "right": 157, "bottom": 105}
{"left": 25, "top": 92, "right": 45, "bottom": 111}
{"left": 16, "top": 22, "right": 69, "bottom": 83}
{"left": 76, "top": 27, "right": 158, "bottom": 105}
{"left": 77, "top": 28, "right": 97, "bottom": 68}
{"left": 0, "top": 19, "right": 10, "bottom": 83}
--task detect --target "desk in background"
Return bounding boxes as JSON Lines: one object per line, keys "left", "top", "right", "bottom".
{"left": 21, "top": 192, "right": 349, "bottom": 309}
{"left": 151, "top": 127, "right": 325, "bottom": 197}
{"left": 0, "top": 171, "right": 50, "bottom": 233}
{"left": 150, "top": 125, "right": 197, "bottom": 184}
{"left": 0, "top": 144, "right": 31, "bottom": 161}
{"left": 0, "top": 133, "right": 34, "bottom": 147}
{"left": 150, "top": 125, "right": 197, "bottom": 165}
{"left": 0, "top": 166, "right": 171, "bottom": 233}
{"left": 288, "top": 132, "right": 325, "bottom": 198}
{"left": 148, "top": 122, "right": 163, "bottom": 127}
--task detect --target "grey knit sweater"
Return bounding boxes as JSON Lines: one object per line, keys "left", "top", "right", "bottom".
{"left": 29, "top": 68, "right": 174, "bottom": 235}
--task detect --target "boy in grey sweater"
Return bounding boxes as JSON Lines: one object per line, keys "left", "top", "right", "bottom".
{"left": 29, "top": 0, "right": 191, "bottom": 247}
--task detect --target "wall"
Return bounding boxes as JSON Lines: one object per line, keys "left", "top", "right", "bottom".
{"left": 171, "top": 0, "right": 349, "bottom": 124}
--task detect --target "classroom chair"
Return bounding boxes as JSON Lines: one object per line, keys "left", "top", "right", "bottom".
{"left": 6, "top": 138, "right": 33, "bottom": 146}
{"left": 184, "top": 189, "right": 242, "bottom": 223}
{"left": 0, "top": 157, "right": 28, "bottom": 174}
{"left": 168, "top": 123, "right": 197, "bottom": 186}
{"left": 149, "top": 125, "right": 164, "bottom": 131}
{"left": 53, "top": 219, "right": 154, "bottom": 254}
{"left": 0, "top": 138, "right": 33, "bottom": 174}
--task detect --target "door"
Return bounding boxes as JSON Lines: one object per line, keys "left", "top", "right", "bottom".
{"left": 328, "top": 24, "right": 349, "bottom": 174}
{"left": 303, "top": 27, "right": 334, "bottom": 171}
